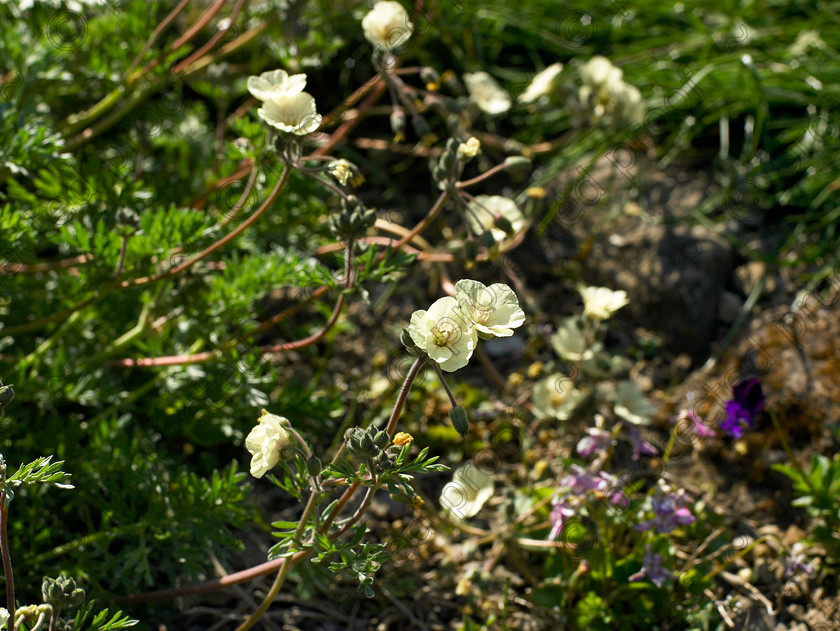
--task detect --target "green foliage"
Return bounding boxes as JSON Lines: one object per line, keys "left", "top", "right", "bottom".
{"left": 774, "top": 454, "right": 840, "bottom": 565}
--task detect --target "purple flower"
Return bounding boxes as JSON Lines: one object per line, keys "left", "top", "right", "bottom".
{"left": 625, "top": 424, "right": 658, "bottom": 460}
{"left": 635, "top": 487, "right": 696, "bottom": 533}
{"left": 549, "top": 494, "right": 576, "bottom": 540}
{"left": 721, "top": 377, "right": 765, "bottom": 439}
{"left": 676, "top": 407, "right": 717, "bottom": 438}
{"left": 576, "top": 428, "right": 612, "bottom": 458}
{"left": 629, "top": 545, "right": 674, "bottom": 588}
{"left": 560, "top": 464, "right": 606, "bottom": 494}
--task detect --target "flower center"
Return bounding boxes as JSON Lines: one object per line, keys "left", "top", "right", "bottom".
{"left": 432, "top": 326, "right": 451, "bottom": 347}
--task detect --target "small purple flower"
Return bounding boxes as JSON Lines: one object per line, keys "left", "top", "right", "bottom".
{"left": 676, "top": 408, "right": 717, "bottom": 438}
{"left": 625, "top": 424, "right": 658, "bottom": 460}
{"left": 576, "top": 428, "right": 612, "bottom": 458}
{"left": 560, "top": 464, "right": 605, "bottom": 494}
{"left": 784, "top": 554, "right": 815, "bottom": 581}
{"left": 629, "top": 545, "right": 674, "bottom": 588}
{"left": 635, "top": 487, "right": 696, "bottom": 533}
{"left": 549, "top": 494, "right": 576, "bottom": 540}
{"left": 721, "top": 377, "right": 765, "bottom": 439}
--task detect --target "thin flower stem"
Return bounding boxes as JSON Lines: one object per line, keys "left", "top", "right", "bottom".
{"left": 385, "top": 357, "right": 424, "bottom": 437}
{"left": 1, "top": 491, "right": 15, "bottom": 630}
{"left": 332, "top": 484, "right": 376, "bottom": 539}
{"left": 123, "top": 0, "right": 191, "bottom": 80}
{"left": 455, "top": 162, "right": 509, "bottom": 189}
{"left": 431, "top": 363, "right": 457, "bottom": 408}
{"left": 236, "top": 489, "right": 320, "bottom": 631}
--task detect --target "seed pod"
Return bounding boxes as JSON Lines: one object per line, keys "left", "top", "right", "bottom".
{"left": 449, "top": 405, "right": 470, "bottom": 439}
{"left": 503, "top": 155, "right": 532, "bottom": 176}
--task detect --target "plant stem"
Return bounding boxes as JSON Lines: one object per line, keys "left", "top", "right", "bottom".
{"left": 385, "top": 357, "right": 424, "bottom": 437}
{"left": 1, "top": 491, "right": 15, "bottom": 630}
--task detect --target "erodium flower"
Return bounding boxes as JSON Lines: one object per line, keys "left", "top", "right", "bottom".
{"left": 721, "top": 377, "right": 765, "bottom": 439}
{"left": 518, "top": 62, "right": 564, "bottom": 103}
{"left": 610, "top": 381, "right": 657, "bottom": 426}
{"left": 440, "top": 464, "right": 494, "bottom": 519}
{"left": 245, "top": 410, "right": 294, "bottom": 478}
{"left": 362, "top": 1, "right": 413, "bottom": 52}
{"left": 466, "top": 195, "right": 525, "bottom": 243}
{"left": 578, "top": 285, "right": 629, "bottom": 321}
{"left": 454, "top": 279, "right": 525, "bottom": 340}
{"left": 408, "top": 296, "right": 477, "bottom": 372}
{"left": 464, "top": 71, "right": 512, "bottom": 115}
{"left": 247, "top": 69, "right": 322, "bottom": 135}
{"left": 532, "top": 374, "right": 585, "bottom": 421}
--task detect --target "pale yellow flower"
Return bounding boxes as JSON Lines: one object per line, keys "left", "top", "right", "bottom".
{"left": 466, "top": 195, "right": 525, "bottom": 243}
{"left": 440, "top": 464, "right": 494, "bottom": 519}
{"left": 464, "top": 71, "right": 511, "bottom": 115}
{"left": 532, "top": 374, "right": 585, "bottom": 420}
{"left": 551, "top": 316, "right": 599, "bottom": 362}
{"left": 245, "top": 410, "right": 294, "bottom": 478}
{"left": 455, "top": 279, "right": 525, "bottom": 340}
{"left": 329, "top": 159, "right": 352, "bottom": 185}
{"left": 457, "top": 137, "right": 481, "bottom": 160}
{"left": 579, "top": 285, "right": 629, "bottom": 321}
{"left": 362, "top": 1, "right": 413, "bottom": 51}
{"left": 247, "top": 69, "right": 308, "bottom": 101}
{"left": 257, "top": 93, "right": 322, "bottom": 135}
{"left": 610, "top": 381, "right": 656, "bottom": 426}
{"left": 518, "top": 62, "right": 563, "bottom": 103}
{"left": 408, "top": 296, "right": 477, "bottom": 372}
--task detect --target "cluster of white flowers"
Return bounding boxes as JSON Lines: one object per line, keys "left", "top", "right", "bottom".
{"left": 407, "top": 279, "right": 525, "bottom": 372}
{"left": 578, "top": 56, "right": 644, "bottom": 126}
{"left": 247, "top": 69, "right": 322, "bottom": 135}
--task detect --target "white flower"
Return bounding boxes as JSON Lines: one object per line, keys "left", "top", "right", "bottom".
{"left": 457, "top": 137, "right": 481, "bottom": 161}
{"left": 257, "top": 93, "right": 322, "bottom": 135}
{"left": 455, "top": 279, "right": 525, "bottom": 340}
{"left": 580, "top": 56, "right": 623, "bottom": 88}
{"left": 578, "top": 56, "right": 644, "bottom": 125}
{"left": 579, "top": 285, "right": 628, "bottom": 321}
{"left": 518, "top": 63, "right": 564, "bottom": 103}
{"left": 0, "top": 608, "right": 8, "bottom": 630}
{"left": 362, "top": 1, "right": 413, "bottom": 52}
{"left": 464, "top": 71, "right": 512, "bottom": 115}
{"left": 532, "top": 374, "right": 585, "bottom": 420}
{"left": 440, "top": 464, "right": 494, "bottom": 519}
{"left": 247, "top": 69, "right": 307, "bottom": 101}
{"left": 408, "top": 296, "right": 477, "bottom": 372}
{"left": 551, "top": 316, "right": 599, "bottom": 362}
{"left": 466, "top": 195, "right": 525, "bottom": 243}
{"left": 610, "top": 381, "right": 656, "bottom": 426}
{"left": 245, "top": 410, "right": 293, "bottom": 478}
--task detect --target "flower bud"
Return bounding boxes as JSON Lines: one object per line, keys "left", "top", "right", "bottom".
{"left": 42, "top": 575, "right": 85, "bottom": 610}
{"left": 401, "top": 328, "right": 423, "bottom": 357}
{"left": 411, "top": 114, "right": 432, "bottom": 139}
{"left": 493, "top": 215, "right": 515, "bottom": 235}
{"left": 449, "top": 405, "right": 470, "bottom": 438}
{"left": 306, "top": 456, "right": 322, "bottom": 478}
{"left": 374, "top": 430, "right": 390, "bottom": 450}
{"left": 390, "top": 107, "right": 407, "bottom": 142}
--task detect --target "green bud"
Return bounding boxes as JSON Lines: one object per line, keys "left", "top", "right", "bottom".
{"left": 306, "top": 456, "right": 322, "bottom": 478}
{"left": 420, "top": 67, "right": 440, "bottom": 86}
{"left": 360, "top": 432, "right": 376, "bottom": 454}
{"left": 400, "top": 328, "right": 421, "bottom": 356}
{"left": 449, "top": 405, "right": 470, "bottom": 439}
{"left": 503, "top": 155, "right": 532, "bottom": 177}
{"left": 374, "top": 430, "right": 389, "bottom": 450}
{"left": 411, "top": 114, "right": 431, "bottom": 139}
{"left": 42, "top": 575, "right": 85, "bottom": 610}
